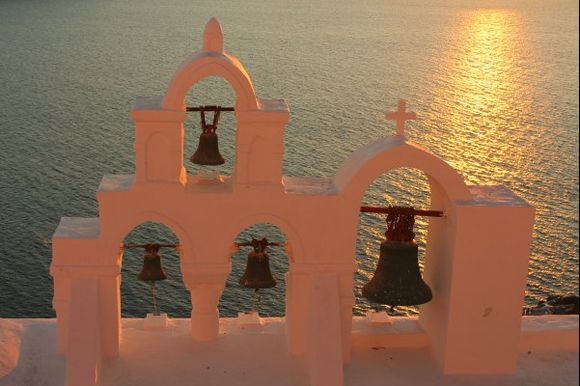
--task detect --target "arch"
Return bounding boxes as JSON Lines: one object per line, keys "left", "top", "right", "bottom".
{"left": 353, "top": 166, "right": 434, "bottom": 317}
{"left": 102, "top": 211, "right": 197, "bottom": 267}
{"left": 335, "top": 137, "right": 472, "bottom": 205}
{"left": 120, "top": 221, "right": 191, "bottom": 317}
{"left": 221, "top": 221, "right": 291, "bottom": 317}
{"left": 163, "top": 53, "right": 259, "bottom": 112}
{"left": 220, "top": 212, "right": 305, "bottom": 264}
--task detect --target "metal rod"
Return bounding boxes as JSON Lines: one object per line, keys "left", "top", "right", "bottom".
{"left": 360, "top": 206, "right": 444, "bottom": 217}
{"left": 122, "top": 243, "right": 179, "bottom": 249}
{"left": 186, "top": 105, "right": 235, "bottom": 112}
{"left": 235, "top": 241, "right": 285, "bottom": 247}
{"left": 252, "top": 288, "right": 261, "bottom": 313}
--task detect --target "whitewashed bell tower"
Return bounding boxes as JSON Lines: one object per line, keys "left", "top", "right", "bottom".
{"left": 51, "top": 18, "right": 535, "bottom": 386}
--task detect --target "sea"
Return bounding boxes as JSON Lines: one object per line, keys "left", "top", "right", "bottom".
{"left": 0, "top": 0, "right": 578, "bottom": 318}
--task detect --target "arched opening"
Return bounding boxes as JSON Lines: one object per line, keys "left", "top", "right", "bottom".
{"left": 355, "top": 167, "right": 432, "bottom": 317}
{"left": 183, "top": 76, "right": 237, "bottom": 180}
{"left": 220, "top": 223, "right": 289, "bottom": 317}
{"left": 121, "top": 221, "right": 190, "bottom": 317}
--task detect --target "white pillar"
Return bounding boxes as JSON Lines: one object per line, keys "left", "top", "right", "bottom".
{"left": 285, "top": 271, "right": 311, "bottom": 356}
{"left": 51, "top": 269, "right": 71, "bottom": 355}
{"left": 188, "top": 282, "right": 225, "bottom": 341}
{"left": 65, "top": 276, "right": 101, "bottom": 386}
{"left": 99, "top": 272, "right": 121, "bottom": 358}
{"left": 421, "top": 187, "right": 535, "bottom": 374}
{"left": 307, "top": 274, "right": 344, "bottom": 386}
{"left": 338, "top": 273, "right": 355, "bottom": 364}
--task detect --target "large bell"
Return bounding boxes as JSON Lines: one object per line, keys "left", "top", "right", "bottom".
{"left": 138, "top": 244, "right": 167, "bottom": 282}
{"left": 362, "top": 241, "right": 432, "bottom": 306}
{"left": 190, "top": 131, "right": 225, "bottom": 165}
{"left": 239, "top": 250, "right": 277, "bottom": 289}
{"left": 190, "top": 107, "right": 225, "bottom": 165}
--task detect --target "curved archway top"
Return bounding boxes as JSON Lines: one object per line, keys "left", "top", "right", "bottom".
{"left": 162, "top": 18, "right": 259, "bottom": 112}
{"left": 334, "top": 136, "right": 473, "bottom": 203}
{"left": 104, "top": 211, "right": 197, "bottom": 267}
{"left": 219, "top": 212, "right": 305, "bottom": 264}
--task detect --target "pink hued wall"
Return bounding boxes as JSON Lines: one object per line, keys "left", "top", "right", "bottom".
{"left": 50, "top": 18, "right": 535, "bottom": 386}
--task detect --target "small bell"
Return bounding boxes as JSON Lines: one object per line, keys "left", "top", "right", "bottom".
{"left": 190, "top": 107, "right": 225, "bottom": 165}
{"left": 239, "top": 238, "right": 277, "bottom": 289}
{"left": 362, "top": 208, "right": 432, "bottom": 307}
{"left": 138, "top": 244, "right": 167, "bottom": 282}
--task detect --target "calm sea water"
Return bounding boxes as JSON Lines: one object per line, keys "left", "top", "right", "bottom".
{"left": 0, "top": 0, "right": 578, "bottom": 318}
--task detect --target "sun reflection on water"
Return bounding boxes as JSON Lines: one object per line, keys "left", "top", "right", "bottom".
{"left": 424, "top": 9, "right": 537, "bottom": 186}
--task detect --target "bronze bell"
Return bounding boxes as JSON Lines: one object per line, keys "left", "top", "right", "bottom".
{"left": 190, "top": 107, "right": 225, "bottom": 165}
{"left": 138, "top": 244, "right": 167, "bottom": 282}
{"left": 362, "top": 241, "right": 432, "bottom": 306}
{"left": 239, "top": 238, "right": 277, "bottom": 289}
{"left": 362, "top": 208, "right": 432, "bottom": 307}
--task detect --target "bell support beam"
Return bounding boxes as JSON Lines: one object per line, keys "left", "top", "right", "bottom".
{"left": 360, "top": 206, "right": 444, "bottom": 217}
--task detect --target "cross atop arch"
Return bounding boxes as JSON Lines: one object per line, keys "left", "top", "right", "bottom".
{"left": 385, "top": 99, "right": 416, "bottom": 136}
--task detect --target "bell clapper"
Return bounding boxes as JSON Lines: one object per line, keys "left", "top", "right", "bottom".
{"left": 252, "top": 288, "right": 262, "bottom": 314}
{"left": 150, "top": 281, "right": 160, "bottom": 316}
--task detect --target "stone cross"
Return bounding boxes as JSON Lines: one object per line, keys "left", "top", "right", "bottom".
{"left": 385, "top": 99, "right": 416, "bottom": 136}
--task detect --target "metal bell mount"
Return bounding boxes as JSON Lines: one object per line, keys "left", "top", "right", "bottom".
{"left": 188, "top": 105, "right": 234, "bottom": 166}
{"left": 123, "top": 243, "right": 178, "bottom": 315}
{"left": 360, "top": 206, "right": 443, "bottom": 309}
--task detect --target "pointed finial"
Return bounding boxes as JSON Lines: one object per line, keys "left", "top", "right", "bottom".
{"left": 203, "top": 17, "right": 224, "bottom": 53}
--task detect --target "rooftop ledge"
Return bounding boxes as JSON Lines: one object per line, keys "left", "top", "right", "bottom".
{"left": 1, "top": 316, "right": 577, "bottom": 386}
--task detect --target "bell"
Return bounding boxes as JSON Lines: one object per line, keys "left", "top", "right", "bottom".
{"left": 362, "top": 241, "right": 432, "bottom": 306}
{"left": 239, "top": 250, "right": 277, "bottom": 289}
{"left": 190, "top": 107, "right": 225, "bottom": 165}
{"left": 138, "top": 244, "right": 167, "bottom": 282}
{"left": 190, "top": 131, "right": 225, "bottom": 165}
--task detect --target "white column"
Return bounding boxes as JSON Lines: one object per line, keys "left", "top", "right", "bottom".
{"left": 339, "top": 273, "right": 355, "bottom": 364}
{"left": 65, "top": 276, "right": 101, "bottom": 386}
{"left": 51, "top": 269, "right": 71, "bottom": 355}
{"left": 421, "top": 192, "right": 535, "bottom": 374}
{"left": 307, "top": 274, "right": 344, "bottom": 386}
{"left": 285, "top": 271, "right": 311, "bottom": 356}
{"left": 99, "top": 272, "right": 121, "bottom": 358}
{"left": 188, "top": 281, "right": 225, "bottom": 341}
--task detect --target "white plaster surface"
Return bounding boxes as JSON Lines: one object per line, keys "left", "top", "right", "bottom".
{"left": 466, "top": 185, "right": 531, "bottom": 207}
{"left": 0, "top": 318, "right": 578, "bottom": 386}
{"left": 283, "top": 176, "right": 338, "bottom": 195}
{"left": 98, "top": 174, "right": 135, "bottom": 193}
{"left": 49, "top": 17, "right": 539, "bottom": 385}
{"left": 257, "top": 98, "right": 290, "bottom": 112}
{"left": 53, "top": 217, "right": 100, "bottom": 239}
{"left": 133, "top": 96, "right": 163, "bottom": 111}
